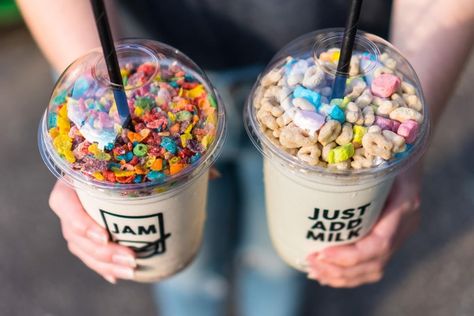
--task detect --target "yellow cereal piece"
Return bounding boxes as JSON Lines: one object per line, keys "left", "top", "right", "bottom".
{"left": 58, "top": 104, "right": 68, "bottom": 118}
{"left": 95, "top": 152, "right": 111, "bottom": 161}
{"left": 92, "top": 171, "right": 105, "bottom": 181}
{"left": 184, "top": 123, "right": 194, "bottom": 134}
{"left": 145, "top": 156, "right": 156, "bottom": 168}
{"left": 330, "top": 51, "right": 340, "bottom": 63}
{"left": 169, "top": 157, "right": 180, "bottom": 165}
{"left": 180, "top": 133, "right": 192, "bottom": 147}
{"left": 88, "top": 143, "right": 99, "bottom": 154}
{"left": 87, "top": 143, "right": 111, "bottom": 160}
{"left": 168, "top": 111, "right": 176, "bottom": 122}
{"left": 353, "top": 125, "right": 367, "bottom": 145}
{"left": 187, "top": 85, "right": 205, "bottom": 98}
{"left": 134, "top": 106, "right": 144, "bottom": 117}
{"left": 53, "top": 134, "right": 72, "bottom": 153}
{"left": 64, "top": 150, "right": 76, "bottom": 163}
{"left": 178, "top": 87, "right": 184, "bottom": 97}
{"left": 57, "top": 116, "right": 70, "bottom": 133}
{"left": 120, "top": 68, "right": 130, "bottom": 78}
{"left": 114, "top": 170, "right": 135, "bottom": 177}
{"left": 201, "top": 135, "right": 210, "bottom": 149}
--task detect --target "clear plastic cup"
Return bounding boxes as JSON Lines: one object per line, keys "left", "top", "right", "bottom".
{"left": 244, "top": 29, "right": 430, "bottom": 271}
{"left": 38, "top": 39, "right": 226, "bottom": 282}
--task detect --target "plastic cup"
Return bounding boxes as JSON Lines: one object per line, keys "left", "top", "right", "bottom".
{"left": 38, "top": 39, "right": 226, "bottom": 282}
{"left": 244, "top": 29, "right": 430, "bottom": 271}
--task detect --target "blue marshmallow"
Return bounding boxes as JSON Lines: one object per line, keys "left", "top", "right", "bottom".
{"left": 293, "top": 86, "right": 321, "bottom": 109}
{"left": 328, "top": 105, "right": 345, "bottom": 123}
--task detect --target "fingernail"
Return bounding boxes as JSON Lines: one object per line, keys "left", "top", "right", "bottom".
{"left": 86, "top": 229, "right": 108, "bottom": 245}
{"left": 209, "top": 169, "right": 222, "bottom": 179}
{"left": 112, "top": 254, "right": 137, "bottom": 268}
{"left": 113, "top": 266, "right": 135, "bottom": 280}
{"left": 104, "top": 275, "right": 116, "bottom": 284}
{"left": 307, "top": 271, "right": 320, "bottom": 280}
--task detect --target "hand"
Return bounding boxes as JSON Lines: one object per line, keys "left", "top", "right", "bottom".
{"left": 306, "top": 166, "right": 422, "bottom": 288}
{"left": 49, "top": 180, "right": 137, "bottom": 284}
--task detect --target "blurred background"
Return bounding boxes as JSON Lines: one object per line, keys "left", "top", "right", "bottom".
{"left": 0, "top": 1, "right": 473, "bottom": 315}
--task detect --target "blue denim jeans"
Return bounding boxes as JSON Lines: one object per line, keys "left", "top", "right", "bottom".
{"left": 152, "top": 66, "right": 306, "bottom": 316}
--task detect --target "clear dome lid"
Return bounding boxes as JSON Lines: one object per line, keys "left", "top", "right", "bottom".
{"left": 39, "top": 39, "right": 226, "bottom": 194}
{"left": 244, "top": 29, "right": 430, "bottom": 182}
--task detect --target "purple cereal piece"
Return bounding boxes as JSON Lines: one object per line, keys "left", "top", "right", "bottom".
{"left": 374, "top": 115, "right": 393, "bottom": 130}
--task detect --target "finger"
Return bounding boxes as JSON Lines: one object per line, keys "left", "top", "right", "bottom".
{"left": 62, "top": 222, "right": 136, "bottom": 268}
{"left": 312, "top": 227, "right": 395, "bottom": 268}
{"left": 68, "top": 242, "right": 135, "bottom": 280}
{"left": 103, "top": 275, "right": 117, "bottom": 284}
{"left": 308, "top": 257, "right": 386, "bottom": 280}
{"left": 316, "top": 271, "right": 384, "bottom": 288}
{"left": 49, "top": 181, "right": 108, "bottom": 245}
{"left": 209, "top": 168, "right": 222, "bottom": 180}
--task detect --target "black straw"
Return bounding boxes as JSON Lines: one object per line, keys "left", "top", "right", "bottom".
{"left": 90, "top": 0, "right": 130, "bottom": 126}
{"left": 331, "top": 0, "right": 363, "bottom": 99}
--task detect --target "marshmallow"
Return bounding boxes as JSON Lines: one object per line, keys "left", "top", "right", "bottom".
{"left": 371, "top": 73, "right": 401, "bottom": 98}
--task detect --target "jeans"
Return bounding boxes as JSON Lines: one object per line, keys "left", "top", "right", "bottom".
{"left": 153, "top": 66, "right": 306, "bottom": 316}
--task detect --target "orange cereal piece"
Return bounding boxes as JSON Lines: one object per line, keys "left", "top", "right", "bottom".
{"left": 169, "top": 123, "right": 180, "bottom": 134}
{"left": 170, "top": 163, "right": 185, "bottom": 175}
{"left": 151, "top": 159, "right": 163, "bottom": 171}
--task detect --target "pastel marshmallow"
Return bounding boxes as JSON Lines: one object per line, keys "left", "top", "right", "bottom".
{"left": 374, "top": 115, "right": 394, "bottom": 131}
{"left": 293, "top": 85, "right": 321, "bottom": 109}
{"left": 391, "top": 120, "right": 401, "bottom": 133}
{"left": 328, "top": 104, "right": 345, "bottom": 123}
{"left": 352, "top": 125, "right": 367, "bottom": 145}
{"left": 371, "top": 73, "right": 401, "bottom": 98}
{"left": 293, "top": 110, "right": 325, "bottom": 135}
{"left": 327, "top": 143, "right": 355, "bottom": 164}
{"left": 397, "top": 119, "right": 419, "bottom": 143}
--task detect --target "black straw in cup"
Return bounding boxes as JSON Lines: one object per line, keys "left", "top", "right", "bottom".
{"left": 331, "top": 0, "right": 363, "bottom": 99}
{"left": 90, "top": 0, "right": 131, "bottom": 127}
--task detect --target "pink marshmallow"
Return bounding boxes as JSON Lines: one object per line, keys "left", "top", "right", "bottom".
{"left": 391, "top": 120, "right": 401, "bottom": 133}
{"left": 371, "top": 73, "right": 401, "bottom": 98}
{"left": 397, "top": 120, "right": 419, "bottom": 143}
{"left": 375, "top": 115, "right": 394, "bottom": 131}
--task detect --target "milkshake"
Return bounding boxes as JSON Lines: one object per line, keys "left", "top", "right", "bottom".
{"left": 38, "top": 39, "right": 226, "bottom": 282}
{"left": 244, "top": 29, "right": 429, "bottom": 271}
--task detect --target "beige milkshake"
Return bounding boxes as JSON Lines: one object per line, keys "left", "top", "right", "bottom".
{"left": 244, "top": 29, "right": 429, "bottom": 272}
{"left": 39, "top": 39, "right": 226, "bottom": 282}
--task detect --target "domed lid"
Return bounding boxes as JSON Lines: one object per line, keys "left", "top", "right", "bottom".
{"left": 245, "top": 29, "right": 430, "bottom": 183}
{"left": 40, "top": 39, "right": 226, "bottom": 192}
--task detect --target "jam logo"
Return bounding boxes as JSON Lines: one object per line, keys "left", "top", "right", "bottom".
{"left": 100, "top": 210, "right": 171, "bottom": 259}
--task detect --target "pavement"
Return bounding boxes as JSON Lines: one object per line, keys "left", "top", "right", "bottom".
{"left": 0, "top": 26, "right": 473, "bottom": 316}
